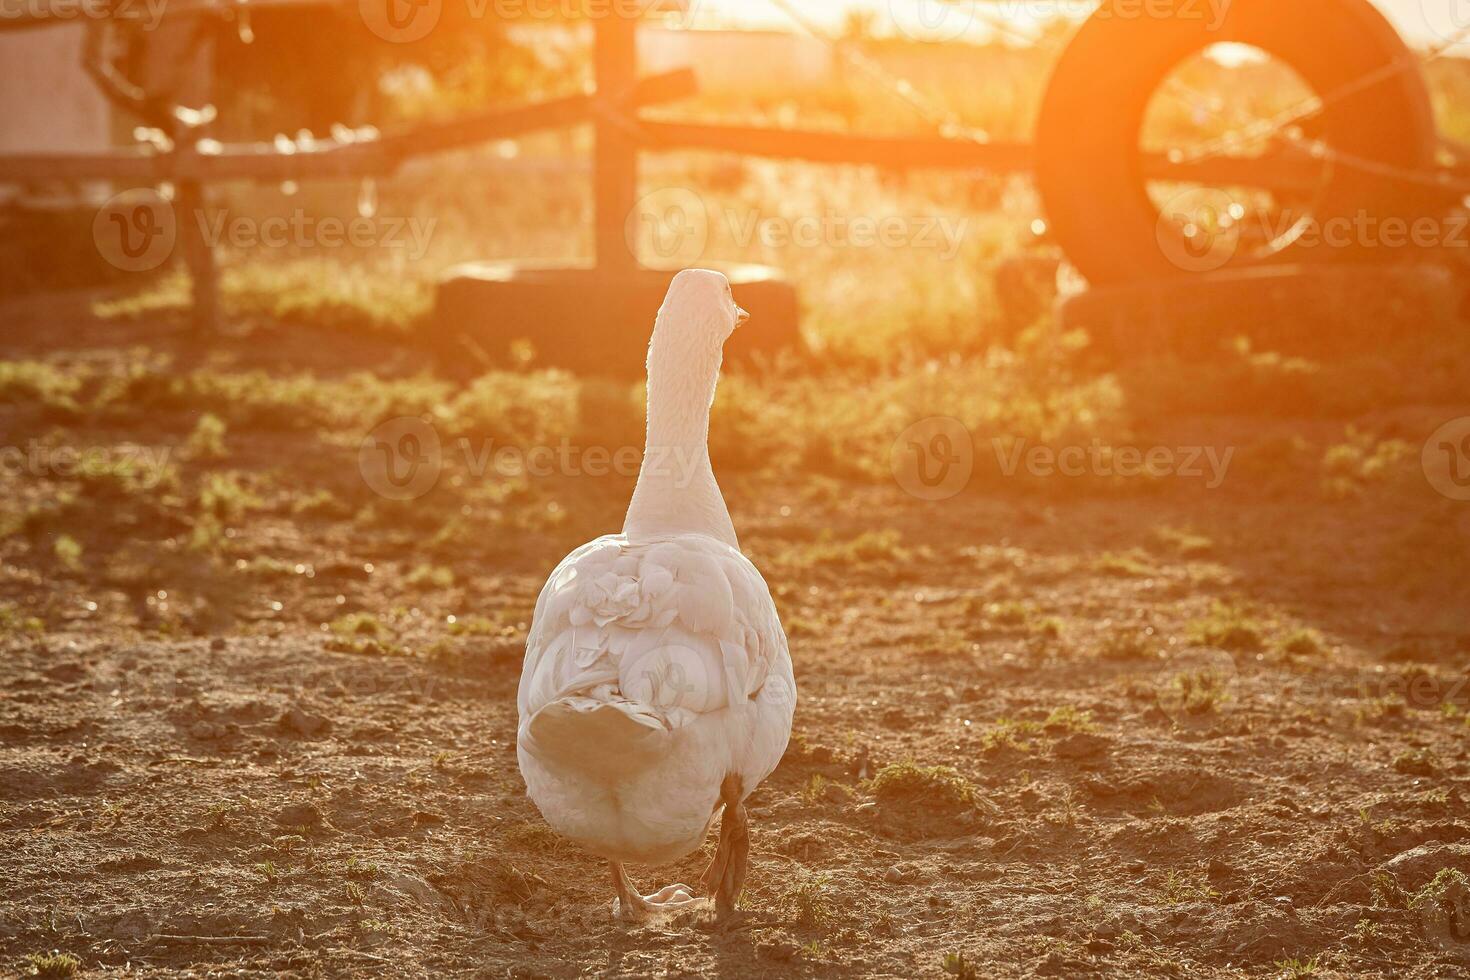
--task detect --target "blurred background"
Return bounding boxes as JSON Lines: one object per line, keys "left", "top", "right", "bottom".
{"left": 6, "top": 0, "right": 1468, "bottom": 362}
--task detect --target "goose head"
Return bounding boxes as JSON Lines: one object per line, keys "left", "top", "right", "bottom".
{"left": 649, "top": 270, "right": 749, "bottom": 374}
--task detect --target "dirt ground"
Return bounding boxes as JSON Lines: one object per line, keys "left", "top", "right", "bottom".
{"left": 2, "top": 304, "right": 1470, "bottom": 978}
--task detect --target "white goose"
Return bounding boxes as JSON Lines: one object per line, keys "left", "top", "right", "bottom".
{"left": 516, "top": 269, "right": 795, "bottom": 922}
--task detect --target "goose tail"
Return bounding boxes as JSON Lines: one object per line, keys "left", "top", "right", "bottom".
{"left": 520, "top": 696, "right": 672, "bottom": 782}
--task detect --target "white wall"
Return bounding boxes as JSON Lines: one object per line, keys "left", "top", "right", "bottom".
{"left": 0, "top": 23, "right": 114, "bottom": 155}
{"left": 640, "top": 27, "right": 834, "bottom": 92}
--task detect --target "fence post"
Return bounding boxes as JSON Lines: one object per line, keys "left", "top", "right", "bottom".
{"left": 160, "top": 13, "right": 219, "bottom": 335}
{"left": 177, "top": 176, "right": 218, "bottom": 335}
{"left": 593, "top": 15, "right": 638, "bottom": 275}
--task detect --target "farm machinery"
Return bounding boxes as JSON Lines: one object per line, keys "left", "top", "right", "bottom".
{"left": 2, "top": 0, "right": 1467, "bottom": 370}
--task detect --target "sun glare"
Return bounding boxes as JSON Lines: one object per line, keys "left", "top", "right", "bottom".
{"left": 692, "top": 0, "right": 1067, "bottom": 43}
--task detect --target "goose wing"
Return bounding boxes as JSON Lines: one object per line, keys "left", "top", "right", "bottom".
{"left": 518, "top": 533, "right": 788, "bottom": 729}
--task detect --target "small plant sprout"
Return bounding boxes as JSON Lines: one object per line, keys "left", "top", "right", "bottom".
{"left": 869, "top": 761, "right": 976, "bottom": 811}
{"left": 1274, "top": 954, "right": 1322, "bottom": 978}
{"left": 786, "top": 874, "right": 834, "bottom": 929}
{"left": 1168, "top": 668, "right": 1229, "bottom": 715}
{"left": 1156, "top": 869, "right": 1219, "bottom": 906}
{"left": 979, "top": 718, "right": 1042, "bottom": 752}
{"left": 1043, "top": 705, "right": 1095, "bottom": 733}
{"left": 941, "top": 950, "right": 979, "bottom": 979}
{"left": 273, "top": 835, "right": 305, "bottom": 855}
{"left": 1101, "top": 628, "right": 1155, "bottom": 660}
{"left": 1408, "top": 866, "right": 1470, "bottom": 940}
{"left": 1393, "top": 748, "right": 1440, "bottom": 775}
{"left": 1278, "top": 628, "right": 1325, "bottom": 657}
{"left": 1093, "top": 551, "right": 1156, "bottom": 578}
{"left": 1186, "top": 600, "right": 1263, "bottom": 652}
{"left": 407, "top": 564, "right": 455, "bottom": 589}
{"left": 345, "top": 856, "right": 380, "bottom": 880}
{"left": 24, "top": 952, "right": 81, "bottom": 979}
{"left": 186, "top": 412, "right": 229, "bottom": 459}
{"left": 53, "top": 534, "right": 83, "bottom": 572}
{"left": 0, "top": 604, "right": 46, "bottom": 636}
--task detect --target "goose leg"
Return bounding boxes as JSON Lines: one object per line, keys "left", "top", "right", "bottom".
{"left": 609, "top": 861, "right": 697, "bottom": 922}
{"left": 700, "top": 774, "right": 748, "bottom": 922}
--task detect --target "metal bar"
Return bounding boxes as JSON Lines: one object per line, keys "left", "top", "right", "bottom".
{"left": 1139, "top": 154, "right": 1327, "bottom": 190}
{"left": 0, "top": 148, "right": 167, "bottom": 183}
{"left": 592, "top": 16, "right": 639, "bottom": 274}
{"left": 638, "top": 120, "right": 1336, "bottom": 191}
{"left": 0, "top": 69, "right": 696, "bottom": 184}
{"left": 383, "top": 67, "right": 690, "bottom": 162}
{"left": 640, "top": 121, "right": 1034, "bottom": 171}
{"left": 7, "top": 69, "right": 1388, "bottom": 195}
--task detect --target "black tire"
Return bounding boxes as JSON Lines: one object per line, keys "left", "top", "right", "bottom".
{"left": 1035, "top": 0, "right": 1439, "bottom": 285}
{"left": 1058, "top": 263, "right": 1459, "bottom": 360}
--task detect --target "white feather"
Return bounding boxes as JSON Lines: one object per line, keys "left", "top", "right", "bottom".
{"left": 515, "top": 270, "right": 795, "bottom": 867}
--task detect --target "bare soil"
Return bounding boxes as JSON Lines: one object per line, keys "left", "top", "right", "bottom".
{"left": 2, "top": 305, "right": 1469, "bottom": 978}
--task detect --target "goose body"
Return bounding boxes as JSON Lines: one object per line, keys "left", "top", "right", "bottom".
{"left": 515, "top": 269, "right": 795, "bottom": 919}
